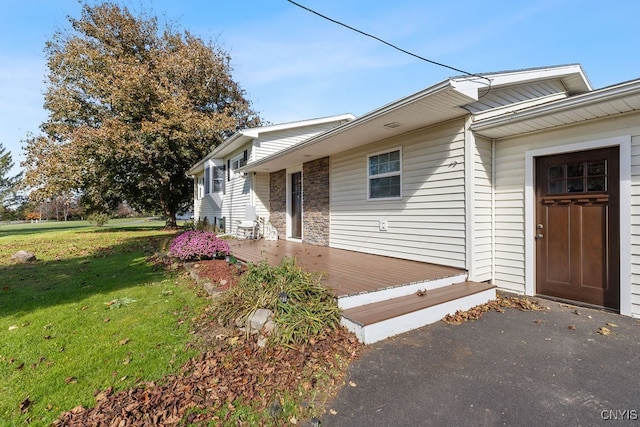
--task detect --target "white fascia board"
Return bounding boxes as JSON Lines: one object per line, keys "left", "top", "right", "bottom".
{"left": 449, "top": 77, "right": 487, "bottom": 100}
{"left": 469, "top": 64, "right": 591, "bottom": 92}
{"left": 471, "top": 78, "right": 640, "bottom": 135}
{"left": 248, "top": 113, "right": 356, "bottom": 136}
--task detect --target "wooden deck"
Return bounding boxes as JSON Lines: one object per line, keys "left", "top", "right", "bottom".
{"left": 227, "top": 239, "right": 466, "bottom": 298}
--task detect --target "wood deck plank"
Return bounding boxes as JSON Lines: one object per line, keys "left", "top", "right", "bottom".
{"left": 342, "top": 282, "right": 496, "bottom": 326}
{"left": 228, "top": 239, "right": 465, "bottom": 297}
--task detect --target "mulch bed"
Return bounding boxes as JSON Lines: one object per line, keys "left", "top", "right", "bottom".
{"left": 55, "top": 258, "right": 363, "bottom": 425}
{"left": 189, "top": 259, "right": 244, "bottom": 291}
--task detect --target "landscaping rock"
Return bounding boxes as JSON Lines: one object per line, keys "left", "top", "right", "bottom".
{"left": 11, "top": 250, "right": 36, "bottom": 263}
{"left": 202, "top": 282, "right": 217, "bottom": 296}
{"left": 263, "top": 320, "right": 276, "bottom": 336}
{"left": 249, "top": 308, "right": 273, "bottom": 333}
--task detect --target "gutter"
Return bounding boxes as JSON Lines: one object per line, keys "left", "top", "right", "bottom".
{"left": 471, "top": 79, "right": 640, "bottom": 134}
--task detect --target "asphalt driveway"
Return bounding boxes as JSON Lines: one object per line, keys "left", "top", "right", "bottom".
{"left": 320, "top": 295, "right": 640, "bottom": 426}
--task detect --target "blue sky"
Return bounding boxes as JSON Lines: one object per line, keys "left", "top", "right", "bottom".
{"left": 2, "top": 0, "right": 640, "bottom": 176}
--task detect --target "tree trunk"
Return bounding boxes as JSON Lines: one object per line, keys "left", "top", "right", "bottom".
{"left": 165, "top": 210, "right": 177, "bottom": 228}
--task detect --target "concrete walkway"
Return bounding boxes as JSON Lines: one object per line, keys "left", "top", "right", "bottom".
{"left": 321, "top": 296, "right": 640, "bottom": 426}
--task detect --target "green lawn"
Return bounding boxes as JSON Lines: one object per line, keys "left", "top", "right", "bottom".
{"left": 0, "top": 219, "right": 207, "bottom": 426}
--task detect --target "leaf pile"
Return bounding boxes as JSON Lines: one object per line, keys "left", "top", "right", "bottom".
{"left": 442, "top": 294, "right": 545, "bottom": 325}
{"left": 55, "top": 326, "right": 362, "bottom": 426}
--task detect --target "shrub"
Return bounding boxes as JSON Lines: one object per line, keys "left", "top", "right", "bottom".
{"left": 168, "top": 230, "right": 230, "bottom": 261}
{"left": 87, "top": 212, "right": 110, "bottom": 227}
{"left": 214, "top": 257, "right": 342, "bottom": 347}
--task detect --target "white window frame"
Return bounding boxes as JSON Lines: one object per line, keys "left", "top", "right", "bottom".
{"left": 230, "top": 153, "right": 247, "bottom": 179}
{"left": 197, "top": 176, "right": 204, "bottom": 200}
{"left": 212, "top": 165, "right": 224, "bottom": 193}
{"left": 367, "top": 147, "right": 402, "bottom": 200}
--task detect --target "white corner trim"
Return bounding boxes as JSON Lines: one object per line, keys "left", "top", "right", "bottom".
{"left": 524, "top": 135, "right": 632, "bottom": 315}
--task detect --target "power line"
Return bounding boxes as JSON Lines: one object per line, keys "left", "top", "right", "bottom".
{"left": 286, "top": 0, "right": 490, "bottom": 84}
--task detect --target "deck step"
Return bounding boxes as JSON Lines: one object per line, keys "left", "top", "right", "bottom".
{"left": 341, "top": 281, "right": 496, "bottom": 344}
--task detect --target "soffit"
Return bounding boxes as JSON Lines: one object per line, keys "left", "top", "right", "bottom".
{"left": 471, "top": 79, "right": 640, "bottom": 140}
{"left": 243, "top": 85, "right": 474, "bottom": 173}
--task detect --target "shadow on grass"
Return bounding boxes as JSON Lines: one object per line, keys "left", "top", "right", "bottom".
{"left": 0, "top": 233, "right": 173, "bottom": 317}
{"left": 0, "top": 223, "right": 92, "bottom": 237}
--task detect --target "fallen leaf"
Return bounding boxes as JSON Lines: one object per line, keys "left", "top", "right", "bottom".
{"left": 349, "top": 381, "right": 357, "bottom": 387}
{"left": 122, "top": 356, "right": 131, "bottom": 365}
{"left": 289, "top": 416, "right": 297, "bottom": 424}
{"left": 534, "top": 319, "right": 543, "bottom": 324}
{"left": 103, "top": 318, "right": 110, "bottom": 323}
{"left": 598, "top": 327, "right": 611, "bottom": 336}
{"left": 81, "top": 306, "right": 88, "bottom": 311}
{"left": 8, "top": 325, "right": 18, "bottom": 331}
{"left": 118, "top": 339, "right": 130, "bottom": 346}
{"left": 19, "top": 396, "right": 31, "bottom": 413}
{"left": 329, "top": 409, "right": 338, "bottom": 415}
{"left": 573, "top": 309, "right": 581, "bottom": 315}
{"left": 567, "top": 325, "right": 576, "bottom": 330}
{"left": 65, "top": 376, "right": 77, "bottom": 384}
{"left": 606, "top": 322, "right": 618, "bottom": 328}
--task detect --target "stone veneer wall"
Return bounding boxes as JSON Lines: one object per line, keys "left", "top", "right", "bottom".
{"left": 269, "top": 169, "right": 286, "bottom": 238}
{"left": 302, "top": 157, "right": 330, "bottom": 246}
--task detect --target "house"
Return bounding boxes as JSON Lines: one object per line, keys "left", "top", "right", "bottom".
{"left": 190, "top": 64, "right": 640, "bottom": 341}
{"left": 187, "top": 114, "right": 355, "bottom": 236}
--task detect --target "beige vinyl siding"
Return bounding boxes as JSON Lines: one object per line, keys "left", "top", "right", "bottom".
{"left": 472, "top": 136, "right": 493, "bottom": 281}
{"left": 630, "top": 134, "right": 640, "bottom": 316}
{"left": 255, "top": 123, "right": 344, "bottom": 160}
{"left": 330, "top": 119, "right": 467, "bottom": 268}
{"left": 254, "top": 173, "right": 270, "bottom": 221}
{"left": 494, "top": 112, "right": 640, "bottom": 317}
{"left": 222, "top": 146, "right": 252, "bottom": 235}
{"left": 193, "top": 172, "right": 220, "bottom": 222}
{"left": 194, "top": 197, "right": 220, "bottom": 224}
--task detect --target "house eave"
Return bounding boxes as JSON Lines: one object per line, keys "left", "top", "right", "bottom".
{"left": 471, "top": 78, "right": 640, "bottom": 140}
{"left": 242, "top": 81, "right": 475, "bottom": 173}
{"left": 243, "top": 65, "right": 593, "bottom": 173}
{"left": 187, "top": 113, "right": 356, "bottom": 176}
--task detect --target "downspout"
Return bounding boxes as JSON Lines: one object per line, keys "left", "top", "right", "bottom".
{"left": 464, "top": 116, "right": 475, "bottom": 281}
{"left": 491, "top": 138, "right": 496, "bottom": 285}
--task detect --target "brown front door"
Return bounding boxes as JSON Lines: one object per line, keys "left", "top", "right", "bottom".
{"left": 535, "top": 147, "right": 619, "bottom": 310}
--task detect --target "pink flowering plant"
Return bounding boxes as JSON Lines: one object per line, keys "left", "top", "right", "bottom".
{"left": 169, "top": 230, "right": 231, "bottom": 261}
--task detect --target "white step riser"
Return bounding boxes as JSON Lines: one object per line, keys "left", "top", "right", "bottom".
{"left": 341, "top": 288, "right": 496, "bottom": 344}
{"left": 337, "top": 273, "right": 468, "bottom": 310}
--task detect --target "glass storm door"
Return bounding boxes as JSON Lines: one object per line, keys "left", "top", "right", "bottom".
{"left": 290, "top": 172, "right": 302, "bottom": 239}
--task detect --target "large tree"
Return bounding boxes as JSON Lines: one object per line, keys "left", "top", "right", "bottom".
{"left": 0, "top": 142, "right": 22, "bottom": 219}
{"left": 23, "top": 2, "right": 260, "bottom": 226}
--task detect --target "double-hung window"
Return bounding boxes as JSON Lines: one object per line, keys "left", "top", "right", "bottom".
{"left": 230, "top": 150, "right": 248, "bottom": 179}
{"left": 212, "top": 165, "right": 225, "bottom": 192}
{"left": 368, "top": 148, "right": 402, "bottom": 199}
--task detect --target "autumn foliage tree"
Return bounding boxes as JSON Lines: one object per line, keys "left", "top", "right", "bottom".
{"left": 23, "top": 2, "right": 260, "bottom": 226}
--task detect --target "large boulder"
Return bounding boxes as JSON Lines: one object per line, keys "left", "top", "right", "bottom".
{"left": 11, "top": 250, "right": 36, "bottom": 263}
